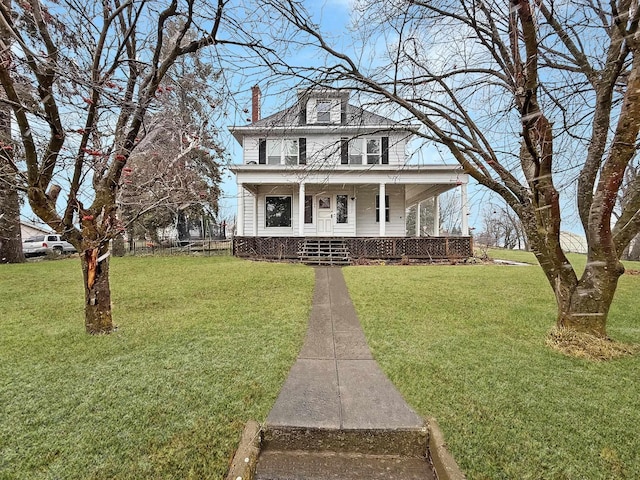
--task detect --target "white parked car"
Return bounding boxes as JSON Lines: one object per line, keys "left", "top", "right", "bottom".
{"left": 22, "top": 234, "right": 77, "bottom": 257}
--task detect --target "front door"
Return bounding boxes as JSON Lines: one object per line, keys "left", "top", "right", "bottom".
{"left": 317, "top": 195, "right": 333, "bottom": 236}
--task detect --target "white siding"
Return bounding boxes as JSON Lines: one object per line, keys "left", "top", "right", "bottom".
{"left": 355, "top": 185, "right": 405, "bottom": 236}
{"left": 306, "top": 135, "right": 342, "bottom": 166}
{"left": 305, "top": 97, "right": 341, "bottom": 125}
{"left": 244, "top": 137, "right": 260, "bottom": 164}
{"left": 240, "top": 188, "right": 255, "bottom": 235}
{"left": 240, "top": 185, "right": 368, "bottom": 237}
{"left": 386, "top": 132, "right": 407, "bottom": 166}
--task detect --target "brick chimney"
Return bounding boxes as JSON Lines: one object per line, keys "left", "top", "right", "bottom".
{"left": 251, "top": 85, "right": 261, "bottom": 123}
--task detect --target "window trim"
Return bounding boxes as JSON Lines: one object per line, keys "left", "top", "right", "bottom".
{"left": 259, "top": 138, "right": 306, "bottom": 165}
{"left": 375, "top": 194, "right": 390, "bottom": 223}
{"left": 265, "top": 195, "right": 293, "bottom": 228}
{"left": 266, "top": 139, "right": 299, "bottom": 165}
{"left": 318, "top": 196, "right": 331, "bottom": 209}
{"left": 304, "top": 195, "right": 313, "bottom": 224}
{"left": 347, "top": 137, "right": 388, "bottom": 165}
{"left": 336, "top": 195, "right": 348, "bottom": 224}
{"left": 316, "top": 101, "right": 332, "bottom": 123}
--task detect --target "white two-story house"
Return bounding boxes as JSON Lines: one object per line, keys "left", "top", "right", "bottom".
{"left": 230, "top": 87, "right": 471, "bottom": 262}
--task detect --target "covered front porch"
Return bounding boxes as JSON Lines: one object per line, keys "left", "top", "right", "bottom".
{"left": 235, "top": 167, "right": 470, "bottom": 237}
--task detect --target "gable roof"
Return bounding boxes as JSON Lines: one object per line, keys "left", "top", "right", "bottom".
{"left": 229, "top": 93, "right": 411, "bottom": 144}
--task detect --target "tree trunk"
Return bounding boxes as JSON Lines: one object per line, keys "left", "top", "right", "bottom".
{"left": 177, "top": 210, "right": 188, "bottom": 241}
{"left": 551, "top": 258, "right": 624, "bottom": 337}
{"left": 81, "top": 244, "right": 114, "bottom": 334}
{"left": 0, "top": 5, "right": 23, "bottom": 265}
{"left": 0, "top": 165, "right": 24, "bottom": 264}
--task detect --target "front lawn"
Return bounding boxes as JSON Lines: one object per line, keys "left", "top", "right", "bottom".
{"left": 4, "top": 254, "right": 639, "bottom": 479}
{"left": 344, "top": 264, "right": 640, "bottom": 480}
{"left": 0, "top": 256, "right": 313, "bottom": 479}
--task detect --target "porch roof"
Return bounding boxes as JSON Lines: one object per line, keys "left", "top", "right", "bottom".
{"left": 231, "top": 164, "right": 467, "bottom": 188}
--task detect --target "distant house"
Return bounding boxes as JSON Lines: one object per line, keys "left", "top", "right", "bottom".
{"left": 20, "top": 221, "right": 51, "bottom": 240}
{"left": 229, "top": 87, "right": 472, "bottom": 263}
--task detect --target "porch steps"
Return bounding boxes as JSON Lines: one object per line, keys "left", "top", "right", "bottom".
{"left": 299, "top": 238, "right": 350, "bottom": 266}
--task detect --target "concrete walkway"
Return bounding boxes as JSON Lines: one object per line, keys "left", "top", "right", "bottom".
{"left": 255, "top": 267, "right": 434, "bottom": 479}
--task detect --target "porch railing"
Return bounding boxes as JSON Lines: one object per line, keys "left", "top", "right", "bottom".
{"left": 232, "top": 236, "right": 473, "bottom": 261}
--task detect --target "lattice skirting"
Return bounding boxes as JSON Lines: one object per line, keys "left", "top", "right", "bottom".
{"left": 233, "top": 236, "right": 472, "bottom": 261}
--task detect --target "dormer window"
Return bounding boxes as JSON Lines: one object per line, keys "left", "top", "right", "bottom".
{"left": 316, "top": 101, "right": 331, "bottom": 123}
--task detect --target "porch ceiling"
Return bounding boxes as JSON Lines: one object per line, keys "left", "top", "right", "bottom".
{"left": 404, "top": 184, "right": 457, "bottom": 207}
{"left": 239, "top": 182, "right": 460, "bottom": 201}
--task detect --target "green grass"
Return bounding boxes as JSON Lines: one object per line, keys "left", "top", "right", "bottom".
{"left": 486, "top": 247, "right": 640, "bottom": 273}
{"left": 4, "top": 254, "right": 640, "bottom": 479}
{"left": 0, "top": 256, "right": 314, "bottom": 479}
{"left": 343, "top": 264, "right": 640, "bottom": 480}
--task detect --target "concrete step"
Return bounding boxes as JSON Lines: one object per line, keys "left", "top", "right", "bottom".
{"left": 301, "top": 257, "right": 350, "bottom": 263}
{"left": 262, "top": 426, "right": 428, "bottom": 457}
{"left": 255, "top": 450, "right": 436, "bottom": 480}
{"left": 300, "top": 251, "right": 348, "bottom": 253}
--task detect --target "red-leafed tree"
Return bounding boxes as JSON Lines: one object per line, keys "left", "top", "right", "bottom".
{"left": 260, "top": 0, "right": 640, "bottom": 339}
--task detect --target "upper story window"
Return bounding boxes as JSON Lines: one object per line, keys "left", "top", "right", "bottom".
{"left": 342, "top": 137, "right": 389, "bottom": 165}
{"left": 316, "top": 101, "right": 332, "bottom": 123}
{"left": 265, "top": 139, "right": 298, "bottom": 165}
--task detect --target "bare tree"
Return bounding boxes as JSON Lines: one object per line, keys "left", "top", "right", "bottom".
{"left": 256, "top": 0, "right": 640, "bottom": 338}
{"left": 480, "top": 203, "right": 527, "bottom": 250}
{"left": 0, "top": 0, "right": 265, "bottom": 333}
{"left": 618, "top": 162, "right": 640, "bottom": 261}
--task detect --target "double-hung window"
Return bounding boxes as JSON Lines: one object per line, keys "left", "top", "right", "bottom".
{"left": 316, "top": 101, "right": 331, "bottom": 123}
{"left": 266, "top": 139, "right": 298, "bottom": 165}
{"left": 344, "top": 137, "right": 388, "bottom": 165}
{"left": 366, "top": 139, "right": 381, "bottom": 164}
{"left": 259, "top": 138, "right": 306, "bottom": 165}
{"left": 348, "top": 139, "right": 363, "bottom": 164}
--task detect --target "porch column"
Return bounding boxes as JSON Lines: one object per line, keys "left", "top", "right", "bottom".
{"left": 379, "top": 182, "right": 386, "bottom": 237}
{"left": 461, "top": 182, "right": 469, "bottom": 236}
{"left": 253, "top": 193, "right": 258, "bottom": 236}
{"left": 434, "top": 195, "right": 440, "bottom": 236}
{"left": 415, "top": 201, "right": 421, "bottom": 237}
{"left": 237, "top": 183, "right": 245, "bottom": 236}
{"left": 298, "top": 182, "right": 305, "bottom": 236}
